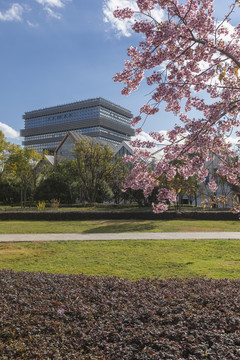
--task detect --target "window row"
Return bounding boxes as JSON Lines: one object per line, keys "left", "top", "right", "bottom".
{"left": 25, "top": 107, "right": 100, "bottom": 129}
{"left": 25, "top": 127, "right": 130, "bottom": 142}
{"left": 100, "top": 108, "right": 131, "bottom": 125}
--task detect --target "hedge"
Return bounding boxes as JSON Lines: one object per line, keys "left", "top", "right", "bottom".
{"left": 0, "top": 211, "right": 238, "bottom": 221}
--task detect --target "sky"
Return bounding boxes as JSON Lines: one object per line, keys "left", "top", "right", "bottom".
{"left": 0, "top": 0, "right": 239, "bottom": 146}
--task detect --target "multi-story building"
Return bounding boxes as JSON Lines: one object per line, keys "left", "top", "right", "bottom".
{"left": 20, "top": 97, "right": 134, "bottom": 153}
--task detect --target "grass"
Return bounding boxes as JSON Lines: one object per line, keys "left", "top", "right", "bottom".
{"left": 0, "top": 239, "right": 240, "bottom": 279}
{"left": 0, "top": 219, "right": 240, "bottom": 233}
{"left": 0, "top": 204, "right": 230, "bottom": 212}
{"left": 0, "top": 204, "right": 147, "bottom": 212}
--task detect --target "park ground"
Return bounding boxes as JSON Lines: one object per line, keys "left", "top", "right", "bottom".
{"left": 1, "top": 219, "right": 240, "bottom": 359}
{"left": 0, "top": 219, "right": 240, "bottom": 279}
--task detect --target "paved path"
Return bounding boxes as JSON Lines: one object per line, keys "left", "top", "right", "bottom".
{"left": 0, "top": 232, "right": 240, "bottom": 242}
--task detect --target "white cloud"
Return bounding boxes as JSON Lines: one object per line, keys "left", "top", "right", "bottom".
{"left": 225, "top": 135, "right": 238, "bottom": 150}
{"left": 0, "top": 0, "right": 71, "bottom": 25}
{"left": 103, "top": 0, "right": 164, "bottom": 38}
{"left": 35, "top": 0, "right": 65, "bottom": 8}
{"left": 132, "top": 129, "right": 170, "bottom": 145}
{"left": 0, "top": 3, "right": 24, "bottom": 22}
{"left": 216, "top": 21, "right": 236, "bottom": 44}
{"left": 0, "top": 123, "right": 19, "bottom": 139}
{"left": 103, "top": 0, "right": 138, "bottom": 37}
{"left": 45, "top": 7, "right": 61, "bottom": 19}
{"left": 36, "top": 0, "right": 71, "bottom": 20}
{"left": 27, "top": 20, "right": 39, "bottom": 27}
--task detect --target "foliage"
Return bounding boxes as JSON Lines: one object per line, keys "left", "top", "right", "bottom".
{"left": 0, "top": 270, "right": 240, "bottom": 359}
{"left": 50, "top": 198, "right": 60, "bottom": 208}
{"left": 75, "top": 138, "right": 120, "bottom": 203}
{"left": 0, "top": 131, "right": 11, "bottom": 173}
{"left": 5, "top": 146, "right": 40, "bottom": 208}
{"left": 33, "top": 153, "right": 127, "bottom": 204}
{"left": 54, "top": 161, "right": 79, "bottom": 202}
{"left": 95, "top": 181, "right": 114, "bottom": 203}
{"left": 35, "top": 171, "right": 72, "bottom": 203}
{"left": 108, "top": 157, "right": 129, "bottom": 204}
{"left": 0, "top": 132, "right": 22, "bottom": 205}
{"left": 36, "top": 201, "right": 46, "bottom": 210}
{"left": 0, "top": 177, "right": 20, "bottom": 205}
{"left": 114, "top": 0, "right": 240, "bottom": 213}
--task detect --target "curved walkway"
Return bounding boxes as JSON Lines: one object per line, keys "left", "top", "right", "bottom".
{"left": 0, "top": 232, "right": 240, "bottom": 242}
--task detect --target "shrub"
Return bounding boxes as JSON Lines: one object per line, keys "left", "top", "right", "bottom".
{"left": 35, "top": 175, "right": 72, "bottom": 203}
{"left": 50, "top": 198, "right": 60, "bottom": 209}
{"left": 36, "top": 201, "right": 46, "bottom": 210}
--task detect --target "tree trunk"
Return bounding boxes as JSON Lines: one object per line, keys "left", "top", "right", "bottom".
{"left": 24, "top": 187, "right": 27, "bottom": 208}
{"left": 20, "top": 188, "right": 23, "bottom": 208}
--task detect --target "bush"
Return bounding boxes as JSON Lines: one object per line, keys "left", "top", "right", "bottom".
{"left": 36, "top": 201, "right": 46, "bottom": 210}
{"left": 0, "top": 210, "right": 238, "bottom": 221}
{"left": 35, "top": 175, "right": 72, "bottom": 203}
{"left": 0, "top": 270, "right": 240, "bottom": 359}
{"left": 50, "top": 199, "right": 60, "bottom": 209}
{"left": 0, "top": 178, "right": 20, "bottom": 204}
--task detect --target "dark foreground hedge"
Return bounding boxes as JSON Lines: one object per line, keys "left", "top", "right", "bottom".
{"left": 0, "top": 271, "right": 240, "bottom": 359}
{"left": 0, "top": 210, "right": 238, "bottom": 220}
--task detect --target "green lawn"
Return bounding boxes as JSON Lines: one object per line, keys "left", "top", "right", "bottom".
{"left": 0, "top": 204, "right": 205, "bottom": 212}
{"left": 0, "top": 239, "right": 240, "bottom": 279}
{"left": 0, "top": 204, "right": 144, "bottom": 212}
{"left": 0, "top": 219, "right": 240, "bottom": 233}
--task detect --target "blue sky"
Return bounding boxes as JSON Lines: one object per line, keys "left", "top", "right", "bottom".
{"left": 0, "top": 0, "right": 239, "bottom": 145}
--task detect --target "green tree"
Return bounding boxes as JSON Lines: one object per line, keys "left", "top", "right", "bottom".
{"left": 0, "top": 131, "right": 12, "bottom": 177}
{"left": 35, "top": 163, "right": 75, "bottom": 204}
{"left": 35, "top": 173, "right": 72, "bottom": 203}
{"left": 108, "top": 157, "right": 129, "bottom": 204}
{"left": 6, "top": 146, "right": 40, "bottom": 208}
{"left": 74, "top": 138, "right": 116, "bottom": 203}
{"left": 0, "top": 177, "right": 20, "bottom": 205}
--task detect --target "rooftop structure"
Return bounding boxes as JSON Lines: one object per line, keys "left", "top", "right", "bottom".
{"left": 55, "top": 131, "right": 116, "bottom": 165}
{"left": 20, "top": 97, "right": 134, "bottom": 153}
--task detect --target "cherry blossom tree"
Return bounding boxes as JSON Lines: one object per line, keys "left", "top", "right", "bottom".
{"left": 113, "top": 0, "right": 240, "bottom": 212}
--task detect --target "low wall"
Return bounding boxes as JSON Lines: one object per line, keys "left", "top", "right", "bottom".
{"left": 0, "top": 211, "right": 238, "bottom": 221}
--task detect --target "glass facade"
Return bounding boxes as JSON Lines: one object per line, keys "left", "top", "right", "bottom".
{"left": 24, "top": 106, "right": 131, "bottom": 130}
{"left": 57, "top": 137, "right": 76, "bottom": 161}
{"left": 115, "top": 146, "right": 133, "bottom": 157}
{"left": 21, "top": 98, "right": 134, "bottom": 154}
{"left": 26, "top": 141, "right": 60, "bottom": 154}
{"left": 25, "top": 107, "right": 100, "bottom": 129}
{"left": 25, "top": 127, "right": 130, "bottom": 142}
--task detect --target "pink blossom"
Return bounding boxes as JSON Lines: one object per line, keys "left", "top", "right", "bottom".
{"left": 131, "top": 116, "right": 141, "bottom": 126}
{"left": 208, "top": 179, "right": 218, "bottom": 192}
{"left": 57, "top": 307, "right": 67, "bottom": 315}
{"left": 152, "top": 203, "right": 168, "bottom": 213}
{"left": 137, "top": 0, "right": 157, "bottom": 12}
{"left": 113, "top": 0, "right": 240, "bottom": 213}
{"left": 232, "top": 208, "right": 240, "bottom": 214}
{"left": 113, "top": 8, "right": 134, "bottom": 19}
{"left": 140, "top": 104, "right": 159, "bottom": 115}
{"left": 149, "top": 132, "right": 164, "bottom": 142}
{"left": 135, "top": 127, "right": 142, "bottom": 134}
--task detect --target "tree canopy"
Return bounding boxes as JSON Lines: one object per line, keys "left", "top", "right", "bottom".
{"left": 75, "top": 138, "right": 123, "bottom": 203}
{"left": 114, "top": 0, "right": 240, "bottom": 212}
{"left": 5, "top": 146, "right": 40, "bottom": 207}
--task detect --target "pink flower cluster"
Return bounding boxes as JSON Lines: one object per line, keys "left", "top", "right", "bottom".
{"left": 208, "top": 179, "right": 218, "bottom": 193}
{"left": 137, "top": 0, "right": 157, "bottom": 12}
{"left": 140, "top": 104, "right": 159, "bottom": 115}
{"left": 113, "top": 8, "right": 134, "bottom": 19}
{"left": 114, "top": 0, "right": 240, "bottom": 212}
